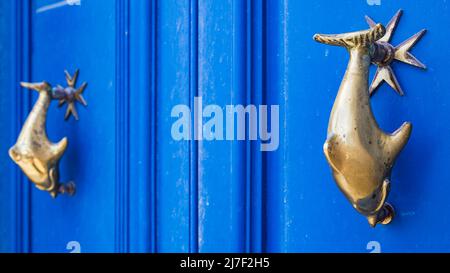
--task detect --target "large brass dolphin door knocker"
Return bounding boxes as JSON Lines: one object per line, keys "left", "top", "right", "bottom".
{"left": 314, "top": 10, "right": 426, "bottom": 227}
{"left": 9, "top": 70, "right": 88, "bottom": 198}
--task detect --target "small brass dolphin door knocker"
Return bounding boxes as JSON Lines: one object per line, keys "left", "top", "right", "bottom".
{"left": 9, "top": 70, "right": 88, "bottom": 198}
{"left": 314, "top": 10, "right": 426, "bottom": 227}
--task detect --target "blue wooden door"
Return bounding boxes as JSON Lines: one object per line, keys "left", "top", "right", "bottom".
{"left": 0, "top": 0, "right": 449, "bottom": 253}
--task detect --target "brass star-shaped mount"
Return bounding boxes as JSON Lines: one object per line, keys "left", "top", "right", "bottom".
{"left": 52, "top": 69, "right": 88, "bottom": 120}
{"left": 366, "top": 9, "right": 426, "bottom": 96}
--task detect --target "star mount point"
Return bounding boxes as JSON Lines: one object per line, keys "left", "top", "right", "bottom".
{"left": 366, "top": 9, "right": 426, "bottom": 96}
{"left": 54, "top": 69, "right": 88, "bottom": 121}
{"left": 394, "top": 29, "right": 427, "bottom": 69}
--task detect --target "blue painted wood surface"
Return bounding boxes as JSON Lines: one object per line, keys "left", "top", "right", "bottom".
{"left": 0, "top": 0, "right": 15, "bottom": 253}
{"left": 0, "top": 0, "right": 449, "bottom": 253}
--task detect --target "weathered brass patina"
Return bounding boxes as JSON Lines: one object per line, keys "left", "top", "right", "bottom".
{"left": 314, "top": 11, "right": 426, "bottom": 227}
{"left": 9, "top": 70, "right": 87, "bottom": 198}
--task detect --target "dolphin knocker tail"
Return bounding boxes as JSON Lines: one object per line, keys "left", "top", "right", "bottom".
{"left": 313, "top": 23, "right": 386, "bottom": 49}
{"left": 52, "top": 137, "right": 68, "bottom": 162}
{"left": 384, "top": 122, "right": 412, "bottom": 166}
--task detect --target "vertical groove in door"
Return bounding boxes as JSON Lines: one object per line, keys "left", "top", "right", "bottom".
{"left": 260, "top": 0, "right": 267, "bottom": 252}
{"left": 245, "top": 0, "right": 251, "bottom": 253}
{"left": 189, "top": 0, "right": 199, "bottom": 254}
{"left": 115, "top": 0, "right": 130, "bottom": 253}
{"left": 149, "top": 0, "right": 157, "bottom": 254}
{"left": 11, "top": 0, "right": 31, "bottom": 253}
{"left": 249, "top": 0, "right": 266, "bottom": 253}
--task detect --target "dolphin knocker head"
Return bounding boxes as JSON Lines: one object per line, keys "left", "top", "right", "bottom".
{"left": 20, "top": 81, "right": 52, "bottom": 94}
{"left": 354, "top": 179, "right": 393, "bottom": 227}
{"left": 315, "top": 10, "right": 424, "bottom": 227}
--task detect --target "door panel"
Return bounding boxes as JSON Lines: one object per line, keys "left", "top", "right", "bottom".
{"left": 1, "top": 0, "right": 449, "bottom": 253}
{"left": 0, "top": 0, "right": 16, "bottom": 253}
{"left": 156, "top": 0, "right": 191, "bottom": 252}
{"left": 265, "top": 0, "right": 450, "bottom": 252}
{"left": 197, "top": 0, "right": 248, "bottom": 253}
{"left": 31, "top": 0, "right": 116, "bottom": 252}
{"left": 1, "top": 0, "right": 154, "bottom": 253}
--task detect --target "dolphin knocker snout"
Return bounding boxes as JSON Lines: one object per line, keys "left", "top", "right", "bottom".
{"left": 314, "top": 14, "right": 423, "bottom": 227}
